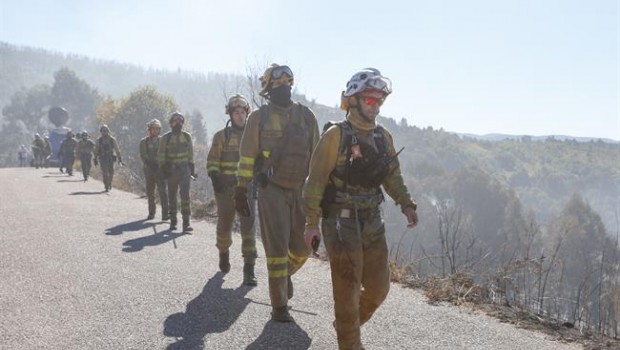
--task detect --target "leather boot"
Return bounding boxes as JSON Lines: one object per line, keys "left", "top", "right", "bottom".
{"left": 182, "top": 216, "right": 193, "bottom": 233}
{"left": 271, "top": 305, "right": 294, "bottom": 323}
{"left": 219, "top": 251, "right": 230, "bottom": 273}
{"left": 169, "top": 216, "right": 177, "bottom": 231}
{"left": 243, "top": 263, "right": 257, "bottom": 286}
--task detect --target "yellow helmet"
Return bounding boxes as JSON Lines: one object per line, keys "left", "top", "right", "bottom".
{"left": 259, "top": 63, "right": 294, "bottom": 97}
{"left": 225, "top": 94, "right": 252, "bottom": 115}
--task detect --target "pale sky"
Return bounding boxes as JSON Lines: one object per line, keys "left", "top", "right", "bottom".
{"left": 2, "top": 0, "right": 619, "bottom": 140}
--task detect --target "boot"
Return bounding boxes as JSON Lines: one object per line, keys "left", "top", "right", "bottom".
{"left": 182, "top": 216, "right": 193, "bottom": 233}
{"left": 169, "top": 216, "right": 177, "bottom": 231}
{"left": 287, "top": 276, "right": 294, "bottom": 300}
{"left": 162, "top": 213, "right": 170, "bottom": 221}
{"left": 219, "top": 251, "right": 230, "bottom": 273}
{"left": 147, "top": 213, "right": 155, "bottom": 220}
{"left": 271, "top": 306, "right": 294, "bottom": 323}
{"left": 243, "top": 263, "right": 257, "bottom": 286}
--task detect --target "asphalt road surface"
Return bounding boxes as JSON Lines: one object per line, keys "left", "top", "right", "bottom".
{"left": 0, "top": 168, "right": 581, "bottom": 349}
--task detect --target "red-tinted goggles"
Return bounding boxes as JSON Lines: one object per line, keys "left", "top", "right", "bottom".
{"left": 360, "top": 96, "right": 385, "bottom": 106}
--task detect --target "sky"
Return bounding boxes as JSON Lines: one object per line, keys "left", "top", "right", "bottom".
{"left": 1, "top": 0, "right": 619, "bottom": 140}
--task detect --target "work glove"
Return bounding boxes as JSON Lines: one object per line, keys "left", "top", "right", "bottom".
{"left": 208, "top": 171, "right": 225, "bottom": 193}
{"left": 403, "top": 204, "right": 418, "bottom": 228}
{"left": 189, "top": 162, "right": 197, "bottom": 180}
{"left": 233, "top": 186, "right": 251, "bottom": 217}
{"left": 304, "top": 227, "right": 321, "bottom": 257}
{"left": 93, "top": 158, "right": 98, "bottom": 167}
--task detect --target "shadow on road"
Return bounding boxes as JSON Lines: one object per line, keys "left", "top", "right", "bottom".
{"left": 164, "top": 272, "right": 254, "bottom": 350}
{"left": 245, "top": 320, "right": 312, "bottom": 350}
{"left": 104, "top": 219, "right": 152, "bottom": 236}
{"left": 69, "top": 191, "right": 108, "bottom": 195}
{"left": 42, "top": 174, "right": 66, "bottom": 178}
{"left": 57, "top": 179, "right": 85, "bottom": 183}
{"left": 122, "top": 229, "right": 185, "bottom": 252}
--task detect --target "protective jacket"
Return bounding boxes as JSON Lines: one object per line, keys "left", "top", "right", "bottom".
{"left": 303, "top": 112, "right": 415, "bottom": 229}
{"left": 157, "top": 131, "right": 193, "bottom": 165}
{"left": 95, "top": 136, "right": 121, "bottom": 160}
{"left": 140, "top": 135, "right": 161, "bottom": 167}
{"left": 207, "top": 125, "right": 243, "bottom": 189}
{"left": 76, "top": 139, "right": 96, "bottom": 157}
{"left": 237, "top": 103, "right": 319, "bottom": 190}
{"left": 59, "top": 137, "right": 77, "bottom": 156}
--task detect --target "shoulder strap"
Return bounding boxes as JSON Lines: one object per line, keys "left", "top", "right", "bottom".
{"left": 224, "top": 120, "right": 232, "bottom": 144}
{"left": 373, "top": 125, "right": 388, "bottom": 154}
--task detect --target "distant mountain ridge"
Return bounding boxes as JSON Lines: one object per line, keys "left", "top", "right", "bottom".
{"left": 457, "top": 132, "right": 619, "bottom": 143}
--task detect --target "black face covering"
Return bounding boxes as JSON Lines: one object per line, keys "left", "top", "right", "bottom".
{"left": 172, "top": 125, "right": 182, "bottom": 133}
{"left": 269, "top": 85, "right": 292, "bottom": 107}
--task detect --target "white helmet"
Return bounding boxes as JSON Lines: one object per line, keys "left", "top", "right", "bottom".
{"left": 147, "top": 119, "right": 162, "bottom": 129}
{"left": 343, "top": 68, "right": 392, "bottom": 97}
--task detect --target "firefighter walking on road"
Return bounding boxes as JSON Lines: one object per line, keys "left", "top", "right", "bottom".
{"left": 76, "top": 131, "right": 96, "bottom": 181}
{"left": 58, "top": 131, "right": 77, "bottom": 176}
{"left": 235, "top": 64, "right": 319, "bottom": 322}
{"left": 140, "top": 119, "right": 169, "bottom": 221}
{"left": 303, "top": 68, "right": 418, "bottom": 350}
{"left": 158, "top": 112, "right": 197, "bottom": 233}
{"left": 207, "top": 94, "right": 258, "bottom": 286}
{"left": 94, "top": 125, "right": 122, "bottom": 192}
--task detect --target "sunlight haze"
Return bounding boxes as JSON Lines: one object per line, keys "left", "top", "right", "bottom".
{"left": 2, "top": 0, "right": 618, "bottom": 140}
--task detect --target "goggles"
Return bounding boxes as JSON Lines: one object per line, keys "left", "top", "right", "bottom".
{"left": 364, "top": 76, "right": 392, "bottom": 95}
{"left": 271, "top": 65, "right": 293, "bottom": 80}
{"left": 360, "top": 96, "right": 385, "bottom": 106}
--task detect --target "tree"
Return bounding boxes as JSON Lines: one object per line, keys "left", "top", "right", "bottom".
{"left": 188, "top": 109, "right": 207, "bottom": 146}
{"left": 50, "top": 67, "right": 102, "bottom": 130}
{"left": 1, "top": 84, "right": 50, "bottom": 129}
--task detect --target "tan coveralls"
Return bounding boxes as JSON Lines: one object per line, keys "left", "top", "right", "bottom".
{"left": 207, "top": 126, "right": 257, "bottom": 264}
{"left": 303, "top": 110, "right": 416, "bottom": 350}
{"left": 237, "top": 102, "right": 319, "bottom": 308}
{"left": 140, "top": 135, "right": 169, "bottom": 218}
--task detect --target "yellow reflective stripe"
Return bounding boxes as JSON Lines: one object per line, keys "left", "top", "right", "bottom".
{"left": 289, "top": 252, "right": 308, "bottom": 270}
{"left": 266, "top": 256, "right": 288, "bottom": 265}
{"left": 221, "top": 170, "right": 237, "bottom": 175}
{"left": 262, "top": 150, "right": 271, "bottom": 158}
{"left": 268, "top": 269, "right": 289, "bottom": 278}
{"left": 240, "top": 156, "right": 255, "bottom": 165}
{"left": 220, "top": 161, "right": 238, "bottom": 167}
{"left": 206, "top": 165, "right": 220, "bottom": 172}
{"left": 238, "top": 169, "right": 254, "bottom": 178}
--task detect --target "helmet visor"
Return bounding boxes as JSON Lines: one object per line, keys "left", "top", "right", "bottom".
{"left": 271, "top": 65, "right": 293, "bottom": 80}
{"left": 365, "top": 76, "right": 392, "bottom": 95}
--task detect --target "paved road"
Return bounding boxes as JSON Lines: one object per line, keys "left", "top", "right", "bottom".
{"left": 0, "top": 168, "right": 580, "bottom": 350}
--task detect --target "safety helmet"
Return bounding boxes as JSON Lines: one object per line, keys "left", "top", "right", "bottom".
{"left": 100, "top": 125, "right": 110, "bottom": 133}
{"left": 67, "top": 131, "right": 74, "bottom": 138}
{"left": 169, "top": 112, "right": 184, "bottom": 124}
{"left": 225, "top": 94, "right": 251, "bottom": 115}
{"left": 82, "top": 130, "right": 88, "bottom": 138}
{"left": 259, "top": 63, "right": 294, "bottom": 97}
{"left": 34, "top": 133, "right": 41, "bottom": 139}
{"left": 147, "top": 119, "right": 162, "bottom": 129}
{"left": 343, "top": 68, "right": 392, "bottom": 97}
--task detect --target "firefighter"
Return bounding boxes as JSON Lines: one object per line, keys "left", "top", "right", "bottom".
{"left": 235, "top": 64, "right": 319, "bottom": 322}
{"left": 207, "top": 94, "right": 257, "bottom": 285}
{"left": 140, "top": 119, "right": 169, "bottom": 221}
{"left": 303, "top": 68, "right": 418, "bottom": 350}
{"left": 158, "top": 112, "right": 197, "bottom": 233}
{"left": 31, "top": 133, "right": 46, "bottom": 169}
{"left": 76, "top": 131, "right": 96, "bottom": 181}
{"left": 58, "top": 131, "right": 77, "bottom": 176}
{"left": 94, "top": 125, "right": 122, "bottom": 192}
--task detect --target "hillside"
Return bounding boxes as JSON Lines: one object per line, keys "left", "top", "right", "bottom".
{"left": 2, "top": 42, "right": 620, "bottom": 338}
